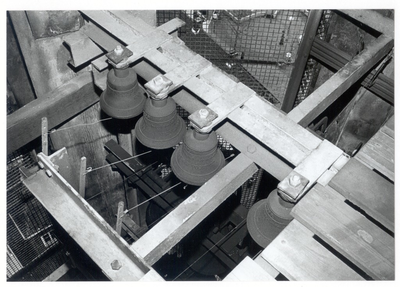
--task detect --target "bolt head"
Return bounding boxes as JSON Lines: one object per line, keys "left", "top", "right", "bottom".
{"left": 114, "top": 45, "right": 123, "bottom": 55}
{"left": 111, "top": 260, "right": 122, "bottom": 270}
{"left": 45, "top": 169, "right": 52, "bottom": 178}
{"left": 289, "top": 174, "right": 301, "bottom": 187}
{"left": 199, "top": 109, "right": 209, "bottom": 119}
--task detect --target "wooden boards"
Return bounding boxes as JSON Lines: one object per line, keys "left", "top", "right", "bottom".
{"left": 329, "top": 158, "right": 394, "bottom": 232}
{"left": 131, "top": 153, "right": 258, "bottom": 266}
{"left": 223, "top": 256, "right": 276, "bottom": 281}
{"left": 261, "top": 219, "right": 364, "bottom": 281}
{"left": 288, "top": 34, "right": 394, "bottom": 127}
{"left": 355, "top": 115, "right": 394, "bottom": 181}
{"left": 292, "top": 184, "right": 394, "bottom": 280}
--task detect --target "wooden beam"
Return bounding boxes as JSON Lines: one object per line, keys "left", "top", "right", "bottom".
{"left": 7, "top": 72, "right": 98, "bottom": 155}
{"left": 329, "top": 158, "right": 394, "bottom": 232}
{"left": 131, "top": 153, "right": 258, "bottom": 265}
{"left": 337, "top": 10, "right": 394, "bottom": 38}
{"left": 292, "top": 184, "right": 394, "bottom": 280}
{"left": 23, "top": 152, "right": 151, "bottom": 281}
{"left": 262, "top": 219, "right": 365, "bottom": 281}
{"left": 288, "top": 34, "right": 393, "bottom": 127}
{"left": 223, "top": 256, "right": 276, "bottom": 281}
{"left": 281, "top": 10, "right": 323, "bottom": 112}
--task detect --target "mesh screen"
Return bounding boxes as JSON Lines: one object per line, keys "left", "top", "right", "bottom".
{"left": 158, "top": 10, "right": 310, "bottom": 106}
{"left": 7, "top": 147, "right": 68, "bottom": 281}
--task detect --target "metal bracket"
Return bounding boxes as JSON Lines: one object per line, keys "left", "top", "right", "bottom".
{"left": 277, "top": 171, "right": 309, "bottom": 202}
{"left": 144, "top": 74, "right": 173, "bottom": 100}
{"left": 106, "top": 45, "right": 133, "bottom": 65}
{"left": 188, "top": 107, "right": 218, "bottom": 132}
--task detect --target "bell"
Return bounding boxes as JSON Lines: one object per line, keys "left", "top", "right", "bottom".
{"left": 170, "top": 128, "right": 226, "bottom": 186}
{"left": 100, "top": 66, "right": 146, "bottom": 119}
{"left": 135, "top": 97, "right": 186, "bottom": 149}
{"left": 247, "top": 189, "right": 294, "bottom": 248}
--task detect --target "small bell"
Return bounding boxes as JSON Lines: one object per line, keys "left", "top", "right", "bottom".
{"left": 170, "top": 128, "right": 226, "bottom": 186}
{"left": 247, "top": 189, "right": 294, "bottom": 248}
{"left": 100, "top": 66, "right": 146, "bottom": 119}
{"left": 135, "top": 96, "right": 186, "bottom": 149}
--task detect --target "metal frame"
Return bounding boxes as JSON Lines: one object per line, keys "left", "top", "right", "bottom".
{"left": 14, "top": 10, "right": 394, "bottom": 281}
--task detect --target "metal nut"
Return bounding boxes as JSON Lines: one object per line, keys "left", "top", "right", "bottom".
{"left": 199, "top": 109, "right": 209, "bottom": 119}
{"left": 114, "top": 45, "right": 123, "bottom": 55}
{"left": 111, "top": 260, "right": 122, "bottom": 270}
{"left": 289, "top": 174, "right": 301, "bottom": 187}
{"left": 38, "top": 161, "right": 45, "bottom": 169}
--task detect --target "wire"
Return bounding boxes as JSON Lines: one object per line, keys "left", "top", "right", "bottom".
{"left": 85, "top": 150, "right": 152, "bottom": 174}
{"left": 124, "top": 182, "right": 182, "bottom": 214}
{"left": 47, "top": 117, "right": 113, "bottom": 134}
{"left": 173, "top": 219, "right": 246, "bottom": 281}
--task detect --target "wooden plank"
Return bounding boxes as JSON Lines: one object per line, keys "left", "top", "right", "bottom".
{"left": 229, "top": 107, "right": 312, "bottom": 166}
{"left": 157, "top": 18, "right": 186, "bottom": 34}
{"left": 139, "top": 269, "right": 164, "bottom": 281}
{"left": 184, "top": 76, "right": 224, "bottom": 103}
{"left": 355, "top": 130, "right": 394, "bottom": 181}
{"left": 243, "top": 96, "right": 322, "bottom": 153}
{"left": 131, "top": 153, "right": 258, "bottom": 265}
{"left": 91, "top": 55, "right": 109, "bottom": 71}
{"left": 223, "top": 256, "right": 276, "bottom": 281}
{"left": 338, "top": 10, "right": 394, "bottom": 38}
{"left": 160, "top": 37, "right": 197, "bottom": 64}
{"left": 42, "top": 263, "right": 70, "bottom": 281}
{"left": 23, "top": 153, "right": 150, "bottom": 281}
{"left": 108, "top": 10, "right": 155, "bottom": 35}
{"left": 329, "top": 158, "right": 394, "bottom": 232}
{"left": 288, "top": 35, "right": 394, "bottom": 127}
{"left": 253, "top": 255, "right": 280, "bottom": 279}
{"left": 7, "top": 72, "right": 98, "bottom": 155}
{"left": 381, "top": 114, "right": 394, "bottom": 138}
{"left": 278, "top": 140, "right": 343, "bottom": 201}
{"left": 199, "top": 66, "right": 239, "bottom": 92}
{"left": 143, "top": 49, "right": 179, "bottom": 73}
{"left": 81, "top": 22, "right": 122, "bottom": 52}
{"left": 80, "top": 10, "right": 143, "bottom": 45}
{"left": 262, "top": 219, "right": 365, "bottom": 281}
{"left": 292, "top": 184, "right": 394, "bottom": 280}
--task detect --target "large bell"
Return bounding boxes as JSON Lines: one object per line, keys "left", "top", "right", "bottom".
{"left": 100, "top": 66, "right": 146, "bottom": 119}
{"left": 135, "top": 97, "right": 186, "bottom": 149}
{"left": 247, "top": 189, "right": 294, "bottom": 248}
{"left": 170, "top": 128, "right": 226, "bottom": 186}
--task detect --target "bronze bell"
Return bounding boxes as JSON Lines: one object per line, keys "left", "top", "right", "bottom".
{"left": 247, "top": 189, "right": 294, "bottom": 248}
{"left": 170, "top": 128, "right": 226, "bottom": 186}
{"left": 135, "top": 97, "right": 186, "bottom": 149}
{"left": 100, "top": 66, "right": 146, "bottom": 119}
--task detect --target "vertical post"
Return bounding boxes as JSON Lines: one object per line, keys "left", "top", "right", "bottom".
{"left": 281, "top": 10, "right": 323, "bottom": 113}
{"left": 79, "top": 157, "right": 87, "bottom": 198}
{"left": 41, "top": 117, "right": 48, "bottom": 155}
{"left": 116, "top": 201, "right": 125, "bottom": 235}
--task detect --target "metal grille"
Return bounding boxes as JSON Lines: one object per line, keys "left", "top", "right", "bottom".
{"left": 294, "top": 10, "right": 334, "bottom": 106}
{"left": 7, "top": 147, "right": 68, "bottom": 281}
{"left": 157, "top": 10, "right": 309, "bottom": 106}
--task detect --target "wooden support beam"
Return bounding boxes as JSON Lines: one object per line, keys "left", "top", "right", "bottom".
{"left": 131, "top": 153, "right": 258, "bottom": 266}
{"left": 288, "top": 34, "right": 393, "bottom": 127}
{"left": 292, "top": 184, "right": 394, "bottom": 280}
{"left": 223, "top": 256, "right": 276, "bottom": 281}
{"left": 281, "top": 10, "right": 323, "bottom": 112}
{"left": 7, "top": 72, "right": 98, "bottom": 155}
{"left": 329, "top": 158, "right": 394, "bottom": 232}
{"left": 337, "top": 10, "right": 394, "bottom": 38}
{"left": 261, "top": 219, "right": 365, "bottom": 281}
{"left": 23, "top": 152, "right": 151, "bottom": 281}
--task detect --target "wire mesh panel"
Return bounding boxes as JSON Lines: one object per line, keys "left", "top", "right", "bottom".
{"left": 157, "top": 10, "right": 309, "bottom": 106}
{"left": 7, "top": 147, "right": 68, "bottom": 281}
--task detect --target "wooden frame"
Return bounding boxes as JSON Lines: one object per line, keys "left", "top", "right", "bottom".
{"left": 14, "top": 9, "right": 394, "bottom": 281}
